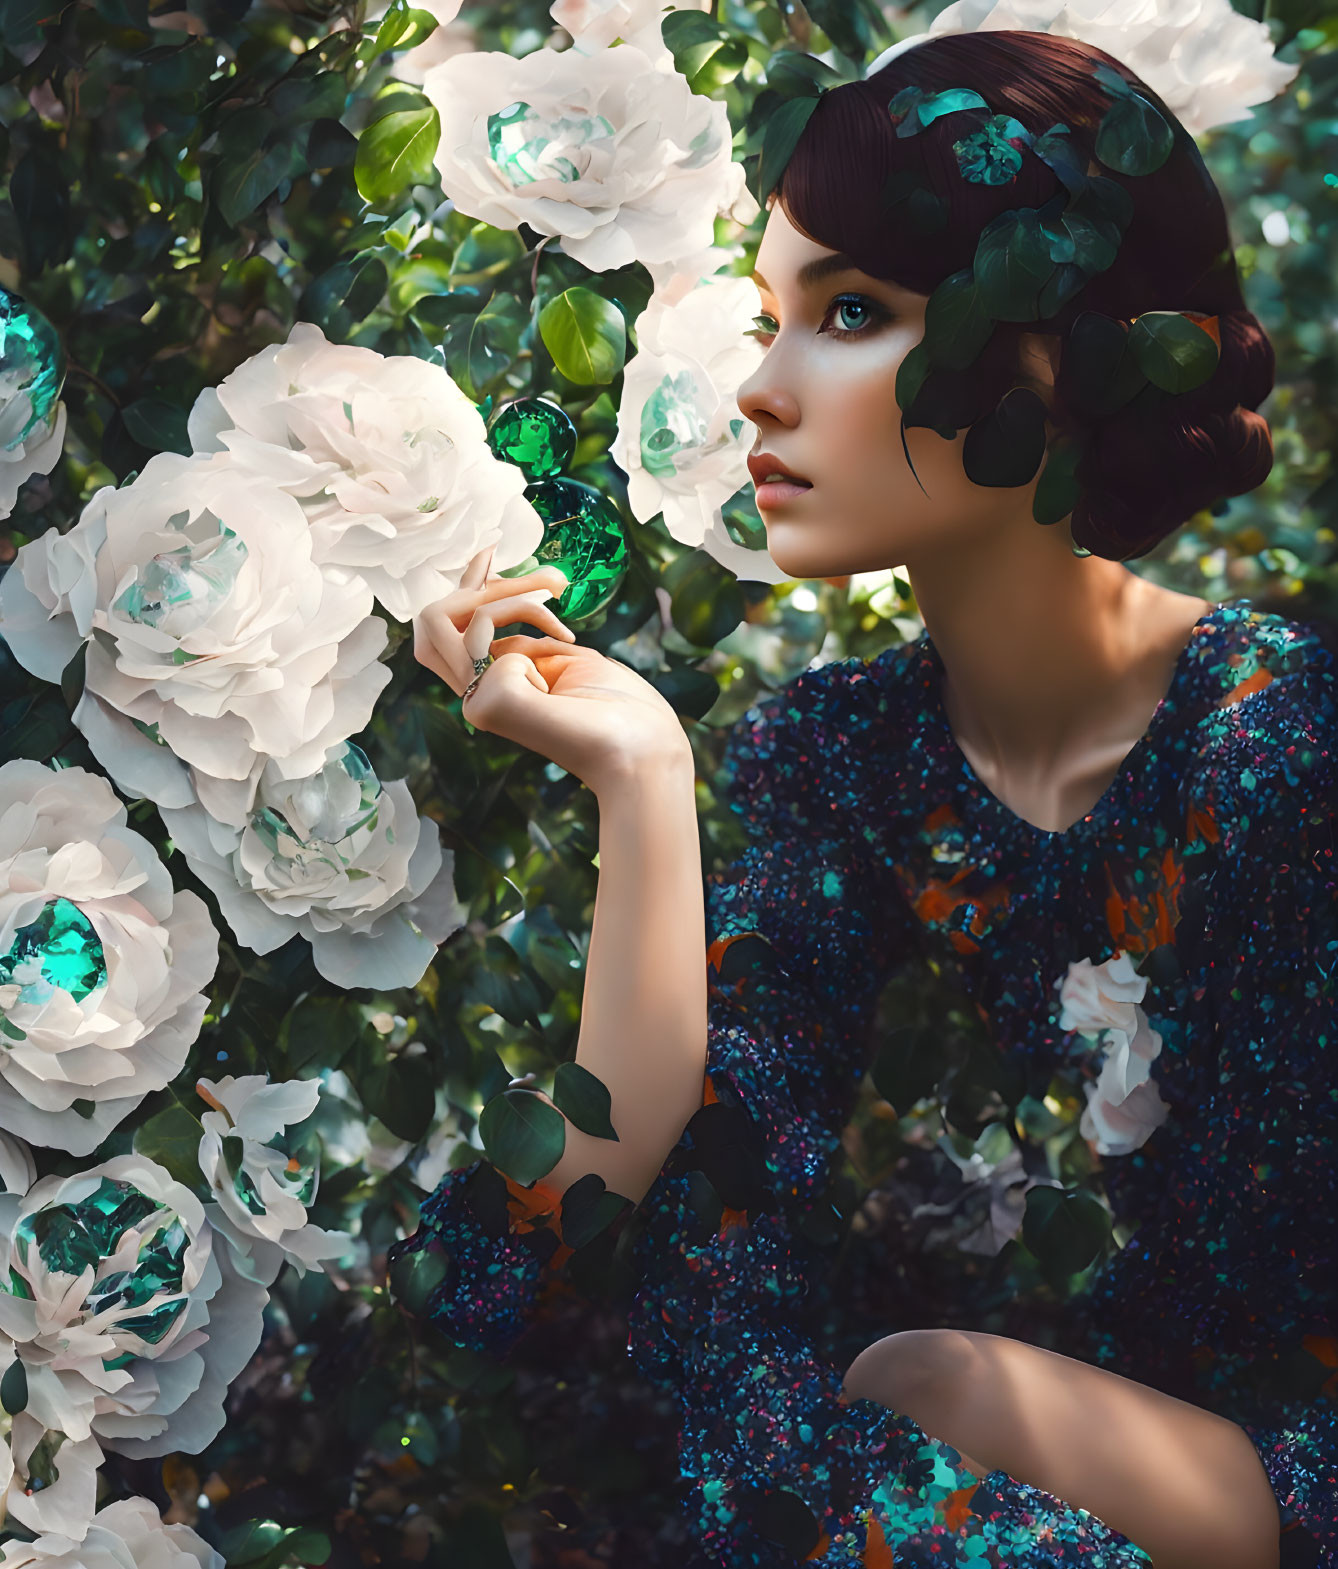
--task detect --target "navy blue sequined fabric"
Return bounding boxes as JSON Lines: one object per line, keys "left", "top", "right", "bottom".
{"left": 389, "top": 596, "right": 1337, "bottom": 1567}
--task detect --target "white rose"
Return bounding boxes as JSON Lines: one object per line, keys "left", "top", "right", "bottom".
{"left": 1055, "top": 951, "right": 1171, "bottom": 1156}
{"left": 0, "top": 450, "right": 391, "bottom": 807}
{"left": 0, "top": 1155, "right": 268, "bottom": 1458}
{"left": 0, "top": 1133, "right": 35, "bottom": 1195}
{"left": 195, "top": 1074, "right": 351, "bottom": 1285}
{"left": 0, "top": 397, "right": 65, "bottom": 523}
{"left": 0, "top": 1494, "right": 222, "bottom": 1568}
{"left": 874, "top": 0, "right": 1298, "bottom": 138}
{"left": 158, "top": 741, "right": 464, "bottom": 990}
{"left": 612, "top": 274, "right": 791, "bottom": 585}
{"left": 550, "top": 0, "right": 710, "bottom": 61}
{"left": 185, "top": 321, "right": 544, "bottom": 624}
{"left": 0, "top": 762, "right": 219, "bottom": 1156}
{"left": 422, "top": 42, "right": 752, "bottom": 273}
{"left": 0, "top": 1406, "right": 104, "bottom": 1543}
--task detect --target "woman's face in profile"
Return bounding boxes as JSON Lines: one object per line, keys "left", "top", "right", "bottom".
{"left": 736, "top": 199, "right": 1042, "bottom": 580}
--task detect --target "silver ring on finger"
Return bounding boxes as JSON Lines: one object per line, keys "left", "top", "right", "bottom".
{"left": 462, "top": 652, "right": 494, "bottom": 704}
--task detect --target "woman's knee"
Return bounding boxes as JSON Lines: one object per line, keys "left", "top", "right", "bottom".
{"left": 840, "top": 1328, "right": 976, "bottom": 1410}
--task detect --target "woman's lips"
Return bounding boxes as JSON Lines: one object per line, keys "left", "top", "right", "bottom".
{"left": 754, "top": 478, "right": 814, "bottom": 506}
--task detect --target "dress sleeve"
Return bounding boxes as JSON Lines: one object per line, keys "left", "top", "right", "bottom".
{"left": 1187, "top": 634, "right": 1338, "bottom": 1562}
{"left": 385, "top": 657, "right": 913, "bottom": 1365}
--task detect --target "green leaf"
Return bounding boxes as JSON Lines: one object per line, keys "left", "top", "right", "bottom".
{"left": 973, "top": 209, "right": 1057, "bottom": 322}
{"left": 478, "top": 1087, "right": 566, "bottom": 1186}
{"left": 1032, "top": 436, "right": 1083, "bottom": 526}
{"left": 870, "top": 1022, "right": 943, "bottom": 1110}
{"left": 1021, "top": 1184, "right": 1110, "bottom": 1277}
{"left": 755, "top": 95, "right": 819, "bottom": 208}
{"left": 878, "top": 171, "right": 947, "bottom": 237}
{"left": 283, "top": 995, "right": 360, "bottom": 1073}
{"left": 922, "top": 270, "right": 993, "bottom": 371}
{"left": 962, "top": 387, "right": 1049, "bottom": 488}
{"left": 551, "top": 1061, "right": 619, "bottom": 1142}
{"left": 215, "top": 1520, "right": 287, "bottom": 1566}
{"left": 355, "top": 104, "right": 440, "bottom": 205}
{"left": 1094, "top": 93, "right": 1174, "bottom": 177}
{"left": 666, "top": 551, "right": 745, "bottom": 647}
{"left": 122, "top": 397, "right": 191, "bottom": 456}
{"left": 388, "top": 1242, "right": 452, "bottom": 1315}
{"left": 300, "top": 254, "right": 389, "bottom": 337}
{"left": 538, "top": 287, "right": 627, "bottom": 386}
{"left": 1063, "top": 310, "right": 1147, "bottom": 418}
{"left": 1128, "top": 311, "right": 1220, "bottom": 394}
{"left": 359, "top": 1052, "right": 434, "bottom": 1143}
{"left": 558, "top": 1172, "right": 628, "bottom": 1250}
{"left": 132, "top": 1102, "right": 203, "bottom": 1190}
{"left": 1, "top": 1357, "right": 27, "bottom": 1416}
{"left": 766, "top": 50, "right": 842, "bottom": 99}
{"left": 216, "top": 133, "right": 302, "bottom": 227}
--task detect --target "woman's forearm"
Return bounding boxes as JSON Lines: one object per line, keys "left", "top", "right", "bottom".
{"left": 533, "top": 746, "right": 708, "bottom": 1210}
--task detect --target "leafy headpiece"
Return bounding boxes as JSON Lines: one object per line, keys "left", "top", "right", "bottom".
{"left": 744, "top": 55, "right": 1224, "bottom": 540}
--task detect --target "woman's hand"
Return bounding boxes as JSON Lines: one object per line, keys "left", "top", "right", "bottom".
{"left": 412, "top": 545, "right": 690, "bottom": 791}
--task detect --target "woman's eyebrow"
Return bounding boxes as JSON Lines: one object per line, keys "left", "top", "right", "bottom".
{"left": 751, "top": 252, "right": 864, "bottom": 294}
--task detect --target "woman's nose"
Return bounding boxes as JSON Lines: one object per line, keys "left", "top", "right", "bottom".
{"left": 736, "top": 363, "right": 799, "bottom": 431}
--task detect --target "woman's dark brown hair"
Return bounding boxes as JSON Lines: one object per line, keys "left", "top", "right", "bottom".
{"left": 773, "top": 30, "right": 1275, "bottom": 560}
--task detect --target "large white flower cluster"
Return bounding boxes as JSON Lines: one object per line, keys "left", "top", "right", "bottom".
{"left": 1055, "top": 950, "right": 1172, "bottom": 1156}
{"left": 0, "top": 762, "right": 218, "bottom": 1156}
{"left": 0, "top": 1155, "right": 269, "bottom": 1462}
{"left": 868, "top": 0, "right": 1299, "bottom": 137}
{"left": 422, "top": 39, "right": 755, "bottom": 275}
{"left": 185, "top": 320, "right": 544, "bottom": 624}
{"left": 0, "top": 316, "right": 550, "bottom": 986}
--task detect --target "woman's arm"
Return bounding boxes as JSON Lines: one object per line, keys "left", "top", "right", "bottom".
{"left": 530, "top": 744, "right": 707, "bottom": 1209}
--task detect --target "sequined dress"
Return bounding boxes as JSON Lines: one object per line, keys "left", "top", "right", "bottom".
{"left": 388, "top": 596, "right": 1338, "bottom": 1567}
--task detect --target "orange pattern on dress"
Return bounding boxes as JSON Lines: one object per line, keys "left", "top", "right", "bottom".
{"left": 1103, "top": 844, "right": 1186, "bottom": 955}
{"left": 862, "top": 1510, "right": 895, "bottom": 1568}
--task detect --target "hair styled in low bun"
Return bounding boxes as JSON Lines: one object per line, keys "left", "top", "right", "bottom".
{"left": 774, "top": 30, "right": 1275, "bottom": 561}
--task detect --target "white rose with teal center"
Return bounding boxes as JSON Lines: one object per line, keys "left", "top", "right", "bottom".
{"left": 184, "top": 321, "right": 544, "bottom": 624}
{"left": 549, "top": 0, "right": 711, "bottom": 61}
{"left": 0, "top": 1156, "right": 268, "bottom": 1459}
{"left": 0, "top": 449, "right": 391, "bottom": 807}
{"left": 0, "top": 762, "right": 219, "bottom": 1157}
{"left": 1055, "top": 951, "right": 1171, "bottom": 1156}
{"left": 0, "top": 1493, "right": 223, "bottom": 1568}
{"left": 0, "top": 1401, "right": 105, "bottom": 1543}
{"left": 612, "top": 274, "right": 791, "bottom": 584}
{"left": 156, "top": 741, "right": 464, "bottom": 989}
{"left": 421, "top": 42, "right": 752, "bottom": 273}
{"left": 878, "top": 0, "right": 1298, "bottom": 137}
{"left": 0, "top": 289, "right": 68, "bottom": 523}
{"left": 195, "top": 1074, "right": 350, "bottom": 1286}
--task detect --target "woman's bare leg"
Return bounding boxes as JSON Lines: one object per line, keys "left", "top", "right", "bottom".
{"left": 841, "top": 1328, "right": 1280, "bottom": 1569}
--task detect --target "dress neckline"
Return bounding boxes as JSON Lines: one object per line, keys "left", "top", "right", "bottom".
{"left": 917, "top": 596, "right": 1246, "bottom": 842}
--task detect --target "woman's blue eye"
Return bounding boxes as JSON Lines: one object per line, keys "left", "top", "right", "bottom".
{"left": 743, "top": 296, "right": 887, "bottom": 345}
{"left": 825, "top": 295, "right": 884, "bottom": 338}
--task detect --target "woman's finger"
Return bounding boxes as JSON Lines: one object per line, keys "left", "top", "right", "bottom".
{"left": 461, "top": 544, "right": 496, "bottom": 592}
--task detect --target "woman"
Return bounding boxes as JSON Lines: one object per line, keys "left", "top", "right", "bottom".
{"left": 398, "top": 30, "right": 1336, "bottom": 1569}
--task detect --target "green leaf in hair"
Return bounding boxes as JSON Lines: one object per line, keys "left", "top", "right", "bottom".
{"left": 953, "top": 115, "right": 1032, "bottom": 185}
